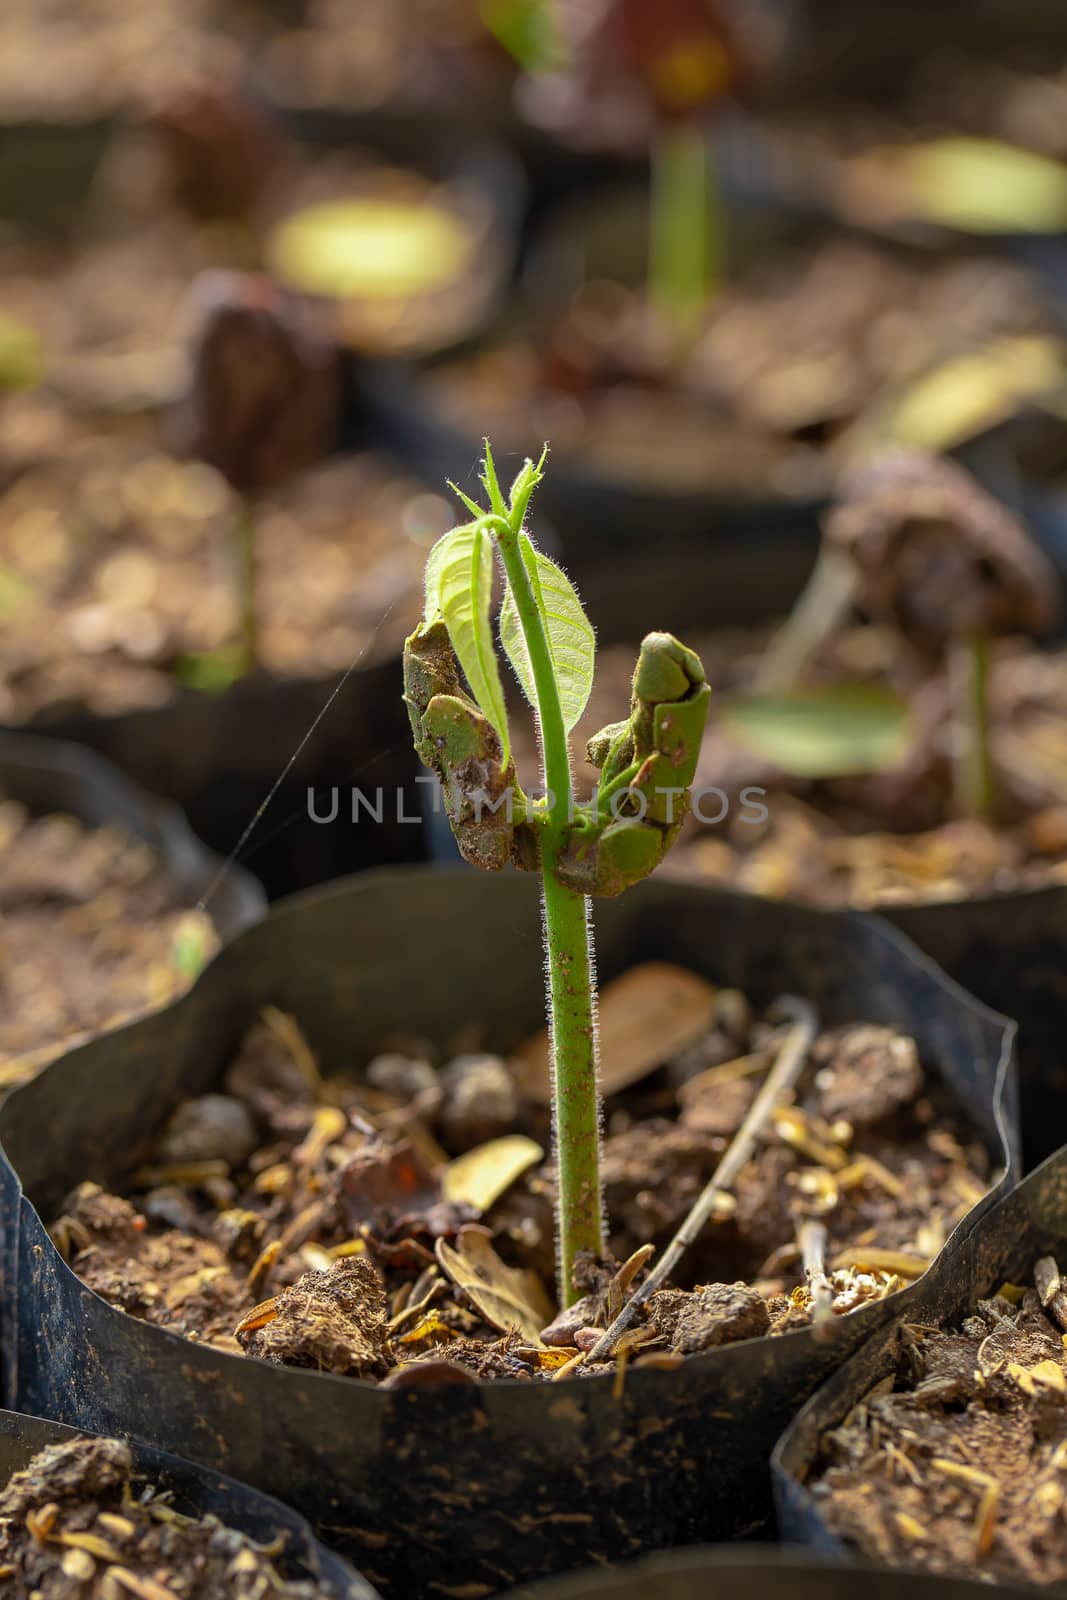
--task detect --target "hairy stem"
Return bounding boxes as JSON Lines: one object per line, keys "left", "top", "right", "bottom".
{"left": 234, "top": 496, "right": 257, "bottom": 674}
{"left": 494, "top": 514, "right": 604, "bottom": 1304}
{"left": 541, "top": 859, "right": 603, "bottom": 1303}
{"left": 649, "top": 122, "right": 719, "bottom": 357}
{"left": 954, "top": 630, "right": 995, "bottom": 821}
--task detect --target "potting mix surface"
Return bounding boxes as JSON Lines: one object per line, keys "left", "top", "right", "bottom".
{"left": 807, "top": 1258, "right": 1067, "bottom": 1585}
{"left": 0, "top": 802, "right": 214, "bottom": 1089}
{"left": 50, "top": 981, "right": 991, "bottom": 1385}
{"left": 0, "top": 434, "right": 433, "bottom": 723}
{"left": 0, "top": 1433, "right": 332, "bottom": 1598}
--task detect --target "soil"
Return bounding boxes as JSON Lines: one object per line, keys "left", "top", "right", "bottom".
{"left": 0, "top": 1431, "right": 334, "bottom": 1598}
{"left": 807, "top": 1259, "right": 1067, "bottom": 1586}
{"left": 0, "top": 129, "right": 504, "bottom": 398}
{"left": 0, "top": 0, "right": 239, "bottom": 123}
{"left": 247, "top": 0, "right": 513, "bottom": 124}
{"left": 0, "top": 800, "right": 216, "bottom": 1089}
{"left": 423, "top": 236, "right": 1048, "bottom": 498}
{"left": 51, "top": 984, "right": 992, "bottom": 1386}
{"left": 0, "top": 426, "right": 438, "bottom": 723}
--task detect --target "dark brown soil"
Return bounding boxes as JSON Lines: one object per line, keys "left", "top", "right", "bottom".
{"left": 425, "top": 237, "right": 1047, "bottom": 498}
{"left": 0, "top": 802, "right": 216, "bottom": 1088}
{"left": 0, "top": 1432, "right": 333, "bottom": 1598}
{"left": 51, "top": 983, "right": 992, "bottom": 1386}
{"left": 0, "top": 0, "right": 509, "bottom": 126}
{"left": 807, "top": 1261, "right": 1067, "bottom": 1585}
{"left": 0, "top": 429, "right": 436, "bottom": 722}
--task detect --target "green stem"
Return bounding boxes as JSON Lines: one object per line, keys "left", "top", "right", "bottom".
{"left": 649, "top": 121, "right": 719, "bottom": 358}
{"left": 754, "top": 545, "right": 859, "bottom": 692}
{"left": 541, "top": 860, "right": 603, "bottom": 1305}
{"left": 494, "top": 516, "right": 604, "bottom": 1304}
{"left": 954, "top": 631, "right": 995, "bottom": 821}
{"left": 234, "top": 496, "right": 257, "bottom": 675}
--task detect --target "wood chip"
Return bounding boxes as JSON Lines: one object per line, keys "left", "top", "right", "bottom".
{"left": 56, "top": 1530, "right": 125, "bottom": 1562}
{"left": 930, "top": 1453, "right": 1001, "bottom": 1557}
{"left": 246, "top": 1238, "right": 281, "bottom": 1297}
{"left": 291, "top": 1106, "right": 347, "bottom": 1168}
{"left": 1028, "top": 1358, "right": 1067, "bottom": 1394}
{"left": 233, "top": 1297, "right": 280, "bottom": 1338}
{"left": 831, "top": 1247, "right": 931, "bottom": 1278}
{"left": 512, "top": 963, "right": 716, "bottom": 1103}
{"left": 1035, "top": 1256, "right": 1067, "bottom": 1331}
{"left": 261, "top": 1006, "right": 321, "bottom": 1092}
{"left": 103, "top": 1566, "right": 179, "bottom": 1600}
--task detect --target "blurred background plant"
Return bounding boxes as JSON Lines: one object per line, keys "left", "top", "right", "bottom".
{"left": 5, "top": 0, "right": 1067, "bottom": 902}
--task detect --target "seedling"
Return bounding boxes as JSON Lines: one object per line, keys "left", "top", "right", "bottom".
{"left": 500, "top": 0, "right": 740, "bottom": 354}
{"left": 404, "top": 443, "right": 710, "bottom": 1301}
{"left": 176, "top": 271, "right": 338, "bottom": 681}
{"left": 737, "top": 450, "right": 1056, "bottom": 819}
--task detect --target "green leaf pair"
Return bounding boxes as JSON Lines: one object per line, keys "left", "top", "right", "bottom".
{"left": 421, "top": 447, "right": 595, "bottom": 763}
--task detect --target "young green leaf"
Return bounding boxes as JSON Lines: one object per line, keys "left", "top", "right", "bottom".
{"left": 480, "top": 438, "right": 507, "bottom": 520}
{"left": 720, "top": 683, "right": 912, "bottom": 778}
{"left": 508, "top": 445, "right": 549, "bottom": 531}
{"left": 500, "top": 533, "right": 595, "bottom": 733}
{"left": 425, "top": 520, "right": 511, "bottom": 761}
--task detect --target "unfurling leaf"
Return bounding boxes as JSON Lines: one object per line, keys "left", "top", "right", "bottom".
{"left": 720, "top": 683, "right": 912, "bottom": 779}
{"left": 435, "top": 1226, "right": 554, "bottom": 1343}
{"left": 500, "top": 534, "right": 595, "bottom": 733}
{"left": 442, "top": 1135, "right": 544, "bottom": 1212}
{"left": 425, "top": 520, "right": 511, "bottom": 762}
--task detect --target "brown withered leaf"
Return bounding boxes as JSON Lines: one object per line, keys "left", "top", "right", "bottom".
{"left": 435, "top": 1226, "right": 554, "bottom": 1344}
{"left": 442, "top": 1135, "right": 544, "bottom": 1212}
{"left": 513, "top": 963, "right": 716, "bottom": 1103}
{"left": 334, "top": 1139, "right": 456, "bottom": 1240}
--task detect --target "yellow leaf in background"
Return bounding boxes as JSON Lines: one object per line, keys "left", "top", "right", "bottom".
{"left": 442, "top": 1135, "right": 544, "bottom": 1212}
{"left": 885, "top": 337, "right": 1065, "bottom": 453}
{"left": 906, "top": 138, "right": 1067, "bottom": 234}
{"left": 435, "top": 1226, "right": 553, "bottom": 1344}
{"left": 513, "top": 963, "right": 716, "bottom": 1104}
{"left": 269, "top": 198, "right": 472, "bottom": 301}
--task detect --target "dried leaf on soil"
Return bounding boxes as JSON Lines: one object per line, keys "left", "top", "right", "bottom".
{"left": 435, "top": 1226, "right": 553, "bottom": 1343}
{"left": 513, "top": 963, "right": 717, "bottom": 1103}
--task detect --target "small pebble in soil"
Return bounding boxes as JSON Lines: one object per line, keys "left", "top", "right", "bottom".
{"left": 439, "top": 1053, "right": 519, "bottom": 1151}
{"left": 157, "top": 1094, "right": 259, "bottom": 1168}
